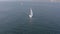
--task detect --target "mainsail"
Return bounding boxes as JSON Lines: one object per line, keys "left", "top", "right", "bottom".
{"left": 29, "top": 8, "right": 33, "bottom": 18}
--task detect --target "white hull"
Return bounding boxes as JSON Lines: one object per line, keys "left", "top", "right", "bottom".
{"left": 29, "top": 15, "right": 32, "bottom": 18}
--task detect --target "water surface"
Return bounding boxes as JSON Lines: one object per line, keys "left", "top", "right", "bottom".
{"left": 0, "top": 1, "right": 60, "bottom": 34}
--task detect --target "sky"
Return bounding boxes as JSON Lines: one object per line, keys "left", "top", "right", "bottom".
{"left": 0, "top": 0, "right": 60, "bottom": 2}
{"left": 0, "top": 0, "right": 31, "bottom": 1}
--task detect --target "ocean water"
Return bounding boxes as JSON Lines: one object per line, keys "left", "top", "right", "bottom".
{"left": 0, "top": 1, "right": 60, "bottom": 34}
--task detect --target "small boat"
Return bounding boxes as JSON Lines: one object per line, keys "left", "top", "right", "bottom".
{"left": 29, "top": 8, "right": 33, "bottom": 18}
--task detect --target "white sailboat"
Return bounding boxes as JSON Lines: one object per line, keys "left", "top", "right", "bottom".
{"left": 29, "top": 8, "right": 33, "bottom": 18}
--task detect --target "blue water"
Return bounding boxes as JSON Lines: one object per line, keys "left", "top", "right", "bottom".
{"left": 0, "top": 1, "right": 60, "bottom": 34}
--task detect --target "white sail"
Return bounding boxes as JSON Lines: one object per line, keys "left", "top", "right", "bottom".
{"left": 29, "top": 8, "right": 33, "bottom": 18}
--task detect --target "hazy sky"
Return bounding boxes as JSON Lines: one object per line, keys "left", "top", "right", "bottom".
{"left": 0, "top": 0, "right": 60, "bottom": 2}
{"left": 0, "top": 0, "right": 31, "bottom": 1}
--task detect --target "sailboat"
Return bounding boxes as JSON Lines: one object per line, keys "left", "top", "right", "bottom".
{"left": 29, "top": 8, "right": 33, "bottom": 18}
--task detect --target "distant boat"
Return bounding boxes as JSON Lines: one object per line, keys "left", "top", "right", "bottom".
{"left": 29, "top": 8, "right": 33, "bottom": 18}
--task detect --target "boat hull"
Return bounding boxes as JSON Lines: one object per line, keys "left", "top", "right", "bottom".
{"left": 29, "top": 15, "right": 32, "bottom": 18}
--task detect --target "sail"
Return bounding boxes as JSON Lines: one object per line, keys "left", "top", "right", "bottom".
{"left": 30, "top": 8, "right": 33, "bottom": 16}
{"left": 29, "top": 8, "right": 33, "bottom": 18}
